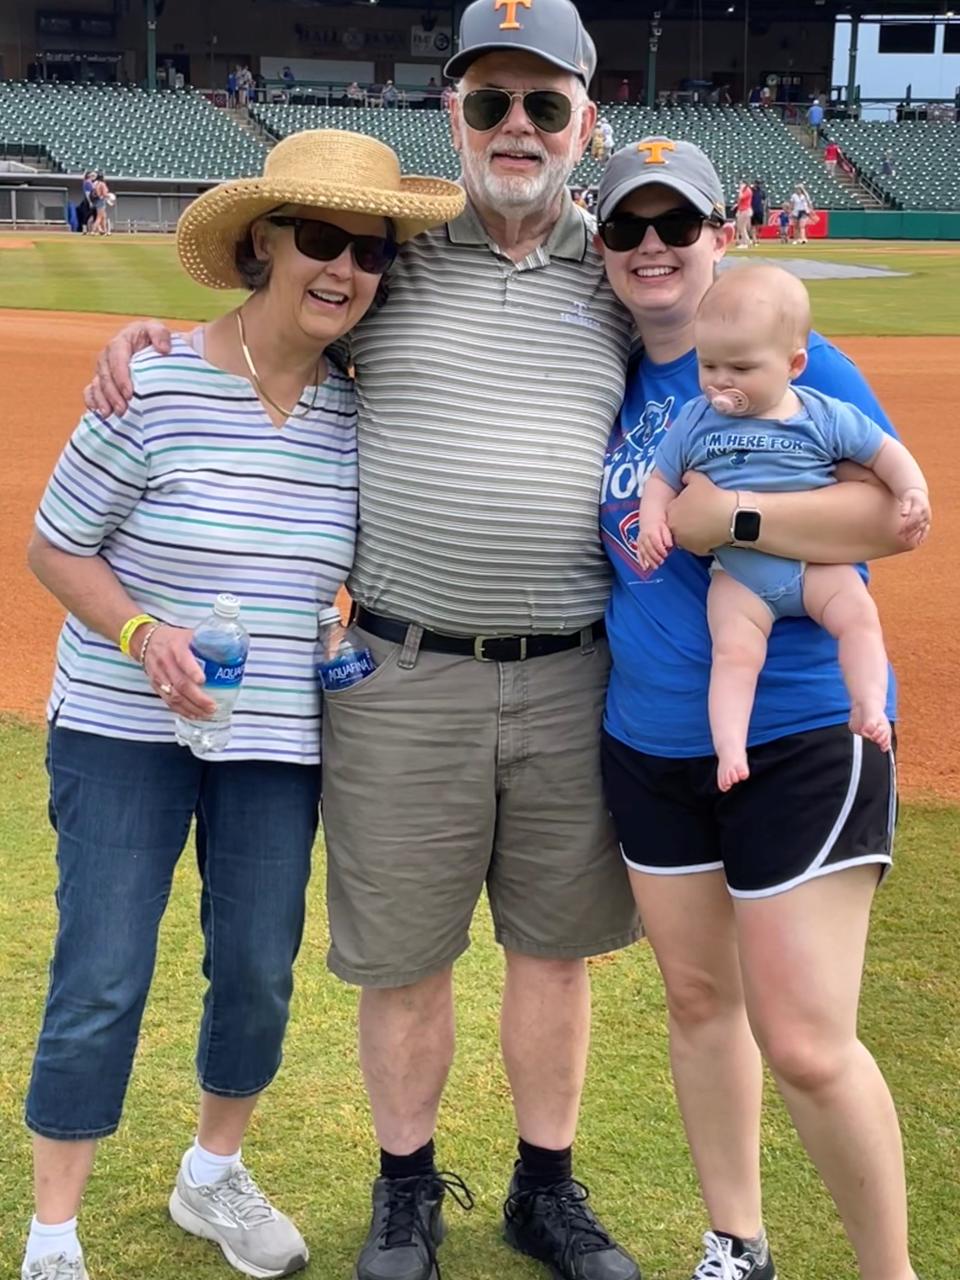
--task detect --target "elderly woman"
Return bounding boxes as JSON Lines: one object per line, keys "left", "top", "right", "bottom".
{"left": 21, "top": 130, "right": 462, "bottom": 1280}
{"left": 596, "top": 140, "right": 917, "bottom": 1280}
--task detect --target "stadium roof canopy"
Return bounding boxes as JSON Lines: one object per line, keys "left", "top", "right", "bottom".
{"left": 279, "top": 0, "right": 959, "bottom": 18}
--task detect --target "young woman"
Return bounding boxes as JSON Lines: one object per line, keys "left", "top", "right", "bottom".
{"left": 22, "top": 130, "right": 461, "bottom": 1280}
{"left": 594, "top": 138, "right": 919, "bottom": 1280}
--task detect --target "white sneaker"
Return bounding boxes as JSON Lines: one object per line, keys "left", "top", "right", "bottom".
{"left": 169, "top": 1150, "right": 308, "bottom": 1278}
{"left": 21, "top": 1254, "right": 89, "bottom": 1280}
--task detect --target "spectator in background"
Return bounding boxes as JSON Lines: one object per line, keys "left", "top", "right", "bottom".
{"left": 760, "top": 82, "right": 773, "bottom": 109}
{"left": 824, "top": 139, "right": 840, "bottom": 170}
{"left": 226, "top": 67, "right": 237, "bottom": 108}
{"left": 440, "top": 81, "right": 455, "bottom": 110}
{"left": 807, "top": 96, "right": 825, "bottom": 144}
{"left": 791, "top": 181, "right": 812, "bottom": 244}
{"left": 381, "top": 79, "right": 399, "bottom": 107}
{"left": 425, "top": 77, "right": 442, "bottom": 108}
{"left": 748, "top": 82, "right": 763, "bottom": 106}
{"left": 80, "top": 170, "right": 96, "bottom": 233}
{"left": 616, "top": 77, "right": 631, "bottom": 103}
{"left": 880, "top": 152, "right": 895, "bottom": 178}
{"left": 734, "top": 177, "right": 753, "bottom": 247}
{"left": 346, "top": 80, "right": 363, "bottom": 106}
{"left": 749, "top": 176, "right": 767, "bottom": 244}
{"left": 779, "top": 199, "right": 792, "bottom": 243}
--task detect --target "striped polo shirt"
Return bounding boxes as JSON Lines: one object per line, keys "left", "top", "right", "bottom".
{"left": 348, "top": 192, "right": 633, "bottom": 636}
{"left": 36, "top": 335, "right": 357, "bottom": 762}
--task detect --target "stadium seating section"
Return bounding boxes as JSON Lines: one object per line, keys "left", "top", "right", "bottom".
{"left": 0, "top": 82, "right": 265, "bottom": 179}
{"left": 824, "top": 119, "right": 960, "bottom": 211}
{"left": 252, "top": 100, "right": 860, "bottom": 210}
{"left": 1, "top": 82, "right": 957, "bottom": 212}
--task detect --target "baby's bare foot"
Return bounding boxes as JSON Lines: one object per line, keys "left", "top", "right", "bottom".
{"left": 849, "top": 705, "right": 892, "bottom": 752}
{"left": 717, "top": 754, "right": 750, "bottom": 792}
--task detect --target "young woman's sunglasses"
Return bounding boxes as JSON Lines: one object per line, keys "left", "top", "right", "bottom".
{"left": 461, "top": 88, "right": 576, "bottom": 134}
{"left": 598, "top": 210, "right": 725, "bottom": 251}
{"left": 267, "top": 215, "right": 397, "bottom": 274}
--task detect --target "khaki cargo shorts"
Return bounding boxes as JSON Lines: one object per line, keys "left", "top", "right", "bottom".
{"left": 320, "top": 625, "right": 640, "bottom": 987}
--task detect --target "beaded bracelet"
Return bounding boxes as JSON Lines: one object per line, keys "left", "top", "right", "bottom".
{"left": 136, "top": 622, "right": 162, "bottom": 668}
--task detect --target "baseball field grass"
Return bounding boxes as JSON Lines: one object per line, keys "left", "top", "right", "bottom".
{"left": 2, "top": 232, "right": 960, "bottom": 333}
{"left": 1, "top": 231, "right": 958, "bottom": 1279}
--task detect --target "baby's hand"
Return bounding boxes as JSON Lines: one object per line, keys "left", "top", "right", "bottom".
{"left": 899, "top": 487, "right": 931, "bottom": 543}
{"left": 637, "top": 519, "right": 673, "bottom": 570}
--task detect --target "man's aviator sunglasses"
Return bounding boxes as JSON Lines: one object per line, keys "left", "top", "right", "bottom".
{"left": 267, "top": 216, "right": 397, "bottom": 274}
{"left": 461, "top": 88, "right": 579, "bottom": 134}
{"left": 598, "top": 209, "right": 726, "bottom": 251}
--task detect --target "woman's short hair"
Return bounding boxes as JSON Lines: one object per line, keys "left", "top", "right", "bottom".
{"left": 234, "top": 228, "right": 272, "bottom": 292}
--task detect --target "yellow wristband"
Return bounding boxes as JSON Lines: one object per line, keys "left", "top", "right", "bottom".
{"left": 119, "top": 613, "right": 157, "bottom": 658}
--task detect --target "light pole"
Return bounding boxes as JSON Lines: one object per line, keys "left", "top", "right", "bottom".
{"left": 646, "top": 9, "right": 661, "bottom": 108}
{"left": 146, "top": 0, "right": 157, "bottom": 92}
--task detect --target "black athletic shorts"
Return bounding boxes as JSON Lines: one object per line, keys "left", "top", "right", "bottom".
{"left": 601, "top": 724, "right": 897, "bottom": 897}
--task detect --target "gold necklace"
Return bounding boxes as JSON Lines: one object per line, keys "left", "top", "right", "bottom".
{"left": 236, "top": 308, "right": 321, "bottom": 421}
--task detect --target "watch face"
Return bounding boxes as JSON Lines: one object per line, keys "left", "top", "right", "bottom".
{"left": 734, "top": 509, "right": 762, "bottom": 542}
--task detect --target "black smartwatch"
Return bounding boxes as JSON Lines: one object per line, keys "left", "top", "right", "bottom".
{"left": 729, "top": 498, "right": 762, "bottom": 545}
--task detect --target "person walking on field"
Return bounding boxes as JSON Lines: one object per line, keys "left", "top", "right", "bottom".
{"left": 734, "top": 177, "right": 753, "bottom": 247}
{"left": 748, "top": 177, "right": 766, "bottom": 244}
{"left": 83, "top": 3, "right": 642, "bottom": 1279}
{"left": 790, "top": 181, "right": 812, "bottom": 244}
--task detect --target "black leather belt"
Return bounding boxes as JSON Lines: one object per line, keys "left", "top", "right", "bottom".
{"left": 355, "top": 607, "right": 605, "bottom": 662}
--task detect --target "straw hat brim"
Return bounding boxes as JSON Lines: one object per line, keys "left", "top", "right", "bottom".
{"left": 177, "top": 174, "right": 465, "bottom": 290}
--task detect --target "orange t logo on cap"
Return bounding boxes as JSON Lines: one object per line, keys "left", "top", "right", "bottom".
{"left": 637, "top": 139, "right": 676, "bottom": 164}
{"left": 495, "top": 0, "right": 532, "bottom": 30}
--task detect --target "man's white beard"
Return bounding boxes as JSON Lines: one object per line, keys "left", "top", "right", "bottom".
{"left": 460, "top": 137, "right": 577, "bottom": 213}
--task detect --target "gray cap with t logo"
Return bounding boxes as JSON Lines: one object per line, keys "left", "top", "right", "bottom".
{"left": 597, "top": 137, "right": 728, "bottom": 223}
{"left": 444, "top": 0, "right": 597, "bottom": 86}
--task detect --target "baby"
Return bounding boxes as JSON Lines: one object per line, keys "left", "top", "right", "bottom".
{"left": 638, "top": 264, "right": 931, "bottom": 791}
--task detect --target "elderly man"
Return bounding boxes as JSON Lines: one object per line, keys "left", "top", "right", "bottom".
{"left": 83, "top": 3, "right": 641, "bottom": 1279}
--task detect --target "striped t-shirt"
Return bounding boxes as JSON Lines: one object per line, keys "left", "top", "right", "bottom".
{"left": 348, "top": 193, "right": 633, "bottom": 636}
{"left": 36, "top": 335, "right": 358, "bottom": 762}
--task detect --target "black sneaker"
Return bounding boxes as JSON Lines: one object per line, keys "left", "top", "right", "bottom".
{"left": 354, "top": 1172, "right": 473, "bottom": 1280}
{"left": 689, "top": 1232, "right": 777, "bottom": 1280}
{"left": 503, "top": 1167, "right": 641, "bottom": 1280}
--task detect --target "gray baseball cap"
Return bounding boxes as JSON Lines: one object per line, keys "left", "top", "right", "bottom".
{"left": 444, "top": 0, "right": 596, "bottom": 86}
{"left": 597, "top": 137, "right": 727, "bottom": 223}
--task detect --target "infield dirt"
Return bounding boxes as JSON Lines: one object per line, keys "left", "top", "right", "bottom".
{"left": 2, "top": 310, "right": 957, "bottom": 800}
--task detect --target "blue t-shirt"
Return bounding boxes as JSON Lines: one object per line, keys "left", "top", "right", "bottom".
{"left": 600, "top": 332, "right": 898, "bottom": 758}
{"left": 655, "top": 387, "right": 886, "bottom": 494}
{"left": 808, "top": 103, "right": 825, "bottom": 126}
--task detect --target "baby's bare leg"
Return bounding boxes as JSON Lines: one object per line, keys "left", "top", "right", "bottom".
{"left": 707, "top": 571, "right": 774, "bottom": 792}
{"left": 803, "top": 564, "right": 891, "bottom": 751}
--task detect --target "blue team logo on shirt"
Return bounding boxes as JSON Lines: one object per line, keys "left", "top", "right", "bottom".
{"left": 624, "top": 396, "right": 674, "bottom": 452}
{"left": 730, "top": 450, "right": 748, "bottom": 468}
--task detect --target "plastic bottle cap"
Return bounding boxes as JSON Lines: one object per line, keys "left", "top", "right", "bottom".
{"left": 214, "top": 593, "right": 241, "bottom": 618}
{"left": 317, "top": 606, "right": 343, "bottom": 627}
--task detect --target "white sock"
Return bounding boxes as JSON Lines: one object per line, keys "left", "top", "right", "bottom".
{"left": 187, "top": 1139, "right": 241, "bottom": 1187}
{"left": 24, "top": 1216, "right": 81, "bottom": 1266}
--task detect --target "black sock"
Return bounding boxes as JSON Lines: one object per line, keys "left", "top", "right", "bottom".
{"left": 516, "top": 1138, "right": 573, "bottom": 1190}
{"left": 380, "top": 1140, "right": 436, "bottom": 1181}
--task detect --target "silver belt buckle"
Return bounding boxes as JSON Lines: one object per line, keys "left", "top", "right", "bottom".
{"left": 473, "top": 635, "right": 528, "bottom": 661}
{"left": 473, "top": 634, "right": 495, "bottom": 661}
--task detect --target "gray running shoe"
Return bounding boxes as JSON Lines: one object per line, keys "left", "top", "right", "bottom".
{"left": 169, "top": 1150, "right": 308, "bottom": 1278}
{"left": 21, "top": 1254, "right": 89, "bottom": 1280}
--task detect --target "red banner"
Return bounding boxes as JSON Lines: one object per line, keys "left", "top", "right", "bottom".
{"left": 757, "top": 209, "right": 830, "bottom": 239}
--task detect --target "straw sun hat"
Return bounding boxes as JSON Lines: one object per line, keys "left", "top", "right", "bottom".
{"left": 177, "top": 129, "right": 465, "bottom": 290}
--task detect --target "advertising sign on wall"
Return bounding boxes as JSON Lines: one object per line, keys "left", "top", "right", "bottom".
{"left": 410, "top": 25, "right": 453, "bottom": 58}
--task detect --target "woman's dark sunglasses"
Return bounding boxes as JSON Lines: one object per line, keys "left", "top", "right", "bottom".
{"left": 461, "top": 88, "right": 575, "bottom": 134}
{"left": 267, "top": 215, "right": 397, "bottom": 274}
{"left": 598, "top": 210, "right": 725, "bottom": 251}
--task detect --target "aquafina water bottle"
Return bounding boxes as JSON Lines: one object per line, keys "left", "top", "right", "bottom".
{"left": 316, "top": 606, "right": 376, "bottom": 692}
{"left": 174, "top": 593, "right": 250, "bottom": 756}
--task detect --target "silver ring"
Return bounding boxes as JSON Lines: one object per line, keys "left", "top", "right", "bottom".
{"left": 159, "top": 682, "right": 173, "bottom": 695}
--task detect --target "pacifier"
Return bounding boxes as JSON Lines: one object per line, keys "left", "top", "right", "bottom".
{"left": 705, "top": 385, "right": 751, "bottom": 416}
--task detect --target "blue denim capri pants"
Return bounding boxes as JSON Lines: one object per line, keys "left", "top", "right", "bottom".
{"left": 26, "top": 725, "right": 320, "bottom": 1141}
